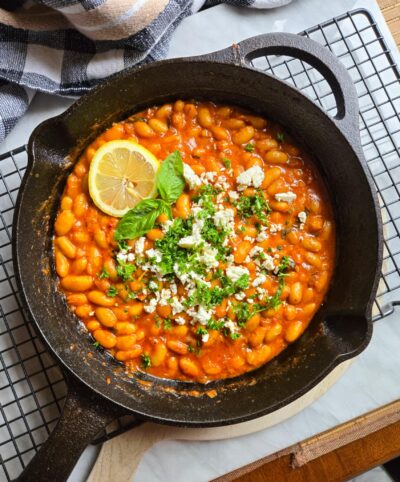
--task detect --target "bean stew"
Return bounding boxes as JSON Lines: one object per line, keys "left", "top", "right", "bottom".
{"left": 54, "top": 100, "right": 335, "bottom": 383}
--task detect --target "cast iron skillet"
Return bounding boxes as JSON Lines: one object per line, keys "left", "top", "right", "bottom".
{"left": 13, "top": 33, "right": 382, "bottom": 482}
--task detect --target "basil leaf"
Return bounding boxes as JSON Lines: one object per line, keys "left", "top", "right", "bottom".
{"left": 114, "top": 199, "right": 168, "bottom": 240}
{"left": 156, "top": 150, "right": 185, "bottom": 203}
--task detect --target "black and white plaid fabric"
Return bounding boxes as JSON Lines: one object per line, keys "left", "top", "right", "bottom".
{"left": 0, "top": 0, "right": 291, "bottom": 143}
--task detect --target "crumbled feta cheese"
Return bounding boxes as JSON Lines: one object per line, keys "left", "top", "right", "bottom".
{"left": 183, "top": 163, "right": 202, "bottom": 190}
{"left": 224, "top": 320, "right": 238, "bottom": 334}
{"left": 235, "top": 292, "right": 246, "bottom": 301}
{"left": 253, "top": 274, "right": 267, "bottom": 287}
{"left": 298, "top": 211, "right": 307, "bottom": 224}
{"left": 135, "top": 237, "right": 146, "bottom": 255}
{"left": 159, "top": 288, "right": 171, "bottom": 306}
{"left": 178, "top": 235, "right": 197, "bottom": 249}
{"left": 263, "top": 255, "right": 275, "bottom": 271}
{"left": 228, "top": 190, "right": 239, "bottom": 201}
{"left": 244, "top": 236, "right": 255, "bottom": 243}
{"left": 250, "top": 246, "right": 264, "bottom": 258}
{"left": 161, "top": 220, "right": 173, "bottom": 233}
{"left": 116, "top": 252, "right": 128, "bottom": 262}
{"left": 170, "top": 282, "right": 177, "bottom": 295}
{"left": 275, "top": 192, "right": 297, "bottom": 203}
{"left": 175, "top": 316, "right": 186, "bottom": 325}
{"left": 149, "top": 281, "right": 158, "bottom": 291}
{"left": 188, "top": 306, "right": 212, "bottom": 325}
{"left": 214, "top": 208, "right": 235, "bottom": 232}
{"left": 171, "top": 296, "right": 184, "bottom": 315}
{"left": 145, "top": 248, "right": 162, "bottom": 263}
{"left": 127, "top": 253, "right": 135, "bottom": 262}
{"left": 226, "top": 265, "right": 250, "bottom": 283}
{"left": 201, "top": 332, "right": 210, "bottom": 343}
{"left": 269, "top": 223, "right": 282, "bottom": 234}
{"left": 197, "top": 244, "right": 219, "bottom": 268}
{"left": 236, "top": 165, "right": 264, "bottom": 191}
{"left": 144, "top": 298, "right": 158, "bottom": 313}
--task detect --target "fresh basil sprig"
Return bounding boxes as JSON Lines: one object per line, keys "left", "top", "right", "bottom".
{"left": 114, "top": 151, "right": 185, "bottom": 241}
{"left": 156, "top": 150, "right": 185, "bottom": 204}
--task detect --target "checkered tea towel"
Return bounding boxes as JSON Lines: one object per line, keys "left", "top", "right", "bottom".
{"left": 0, "top": 0, "right": 292, "bottom": 144}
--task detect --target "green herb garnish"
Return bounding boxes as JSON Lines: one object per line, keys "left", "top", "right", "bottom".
{"left": 222, "top": 158, "right": 231, "bottom": 169}
{"left": 277, "top": 132, "right": 285, "bottom": 143}
{"left": 116, "top": 260, "right": 136, "bottom": 281}
{"left": 107, "top": 286, "right": 118, "bottom": 297}
{"left": 141, "top": 353, "right": 152, "bottom": 368}
{"left": 235, "top": 192, "right": 270, "bottom": 223}
{"left": 163, "top": 318, "right": 172, "bottom": 330}
{"left": 98, "top": 268, "right": 109, "bottom": 279}
{"left": 245, "top": 143, "right": 255, "bottom": 152}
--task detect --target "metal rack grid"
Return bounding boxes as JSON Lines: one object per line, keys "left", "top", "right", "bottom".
{"left": 0, "top": 8, "right": 399, "bottom": 481}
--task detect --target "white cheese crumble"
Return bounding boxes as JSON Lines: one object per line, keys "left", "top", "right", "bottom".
{"left": 148, "top": 281, "right": 158, "bottom": 291}
{"left": 201, "top": 332, "right": 210, "bottom": 343}
{"left": 269, "top": 223, "right": 282, "bottom": 234}
{"left": 127, "top": 253, "right": 135, "bottom": 262}
{"left": 256, "top": 231, "right": 268, "bottom": 242}
{"left": 183, "top": 163, "right": 201, "bottom": 190}
{"left": 298, "top": 211, "right": 307, "bottom": 224}
{"left": 116, "top": 252, "right": 127, "bottom": 262}
{"left": 235, "top": 292, "right": 246, "bottom": 301}
{"left": 236, "top": 165, "right": 264, "bottom": 191}
{"left": 226, "top": 265, "right": 250, "bottom": 283}
{"left": 145, "top": 248, "right": 162, "bottom": 263}
{"left": 263, "top": 255, "right": 275, "bottom": 271}
{"left": 224, "top": 320, "right": 238, "bottom": 335}
{"left": 252, "top": 274, "right": 267, "bottom": 287}
{"left": 175, "top": 316, "right": 186, "bottom": 325}
{"left": 171, "top": 296, "right": 184, "bottom": 315}
{"left": 275, "top": 192, "right": 297, "bottom": 203}
{"left": 144, "top": 297, "right": 158, "bottom": 313}
{"left": 188, "top": 306, "right": 213, "bottom": 325}
{"left": 214, "top": 208, "right": 235, "bottom": 232}
{"left": 197, "top": 244, "right": 219, "bottom": 268}
{"left": 135, "top": 237, "right": 146, "bottom": 255}
{"left": 228, "top": 190, "right": 239, "bottom": 201}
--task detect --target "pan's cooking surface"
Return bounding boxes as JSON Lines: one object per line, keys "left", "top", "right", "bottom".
{"left": 13, "top": 34, "right": 382, "bottom": 425}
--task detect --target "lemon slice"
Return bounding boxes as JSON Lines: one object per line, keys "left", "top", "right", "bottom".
{"left": 88, "top": 140, "right": 159, "bottom": 217}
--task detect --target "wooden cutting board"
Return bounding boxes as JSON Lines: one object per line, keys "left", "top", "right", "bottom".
{"left": 87, "top": 360, "right": 352, "bottom": 482}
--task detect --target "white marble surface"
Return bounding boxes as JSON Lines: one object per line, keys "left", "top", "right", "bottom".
{"left": 3, "top": 0, "right": 398, "bottom": 481}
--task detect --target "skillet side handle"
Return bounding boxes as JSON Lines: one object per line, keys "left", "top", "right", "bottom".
{"left": 16, "top": 374, "right": 128, "bottom": 482}
{"left": 206, "top": 33, "right": 360, "bottom": 145}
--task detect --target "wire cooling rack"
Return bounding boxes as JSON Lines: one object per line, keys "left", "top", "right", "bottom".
{"left": 0, "top": 8, "right": 399, "bottom": 481}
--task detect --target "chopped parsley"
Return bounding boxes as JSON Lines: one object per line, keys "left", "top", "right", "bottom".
{"left": 163, "top": 318, "right": 172, "bottom": 330}
{"left": 92, "top": 341, "right": 101, "bottom": 349}
{"left": 116, "top": 240, "right": 128, "bottom": 251}
{"left": 222, "top": 158, "right": 231, "bottom": 169}
{"left": 245, "top": 143, "right": 255, "bottom": 152}
{"left": 116, "top": 259, "right": 136, "bottom": 281}
{"left": 107, "top": 286, "right": 118, "bottom": 298}
{"left": 276, "top": 132, "right": 285, "bottom": 143}
{"left": 229, "top": 332, "right": 241, "bottom": 340}
{"left": 141, "top": 353, "right": 152, "bottom": 368}
{"left": 235, "top": 192, "right": 270, "bottom": 223}
{"left": 196, "top": 327, "right": 208, "bottom": 336}
{"left": 207, "top": 319, "right": 226, "bottom": 331}
{"left": 98, "top": 268, "right": 109, "bottom": 279}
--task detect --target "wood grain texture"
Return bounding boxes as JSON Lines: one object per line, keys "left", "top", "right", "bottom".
{"left": 214, "top": 420, "right": 400, "bottom": 482}
{"left": 378, "top": 0, "right": 400, "bottom": 45}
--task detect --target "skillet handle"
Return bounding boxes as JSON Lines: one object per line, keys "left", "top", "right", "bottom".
{"left": 16, "top": 374, "right": 127, "bottom": 482}
{"left": 206, "top": 33, "right": 359, "bottom": 143}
